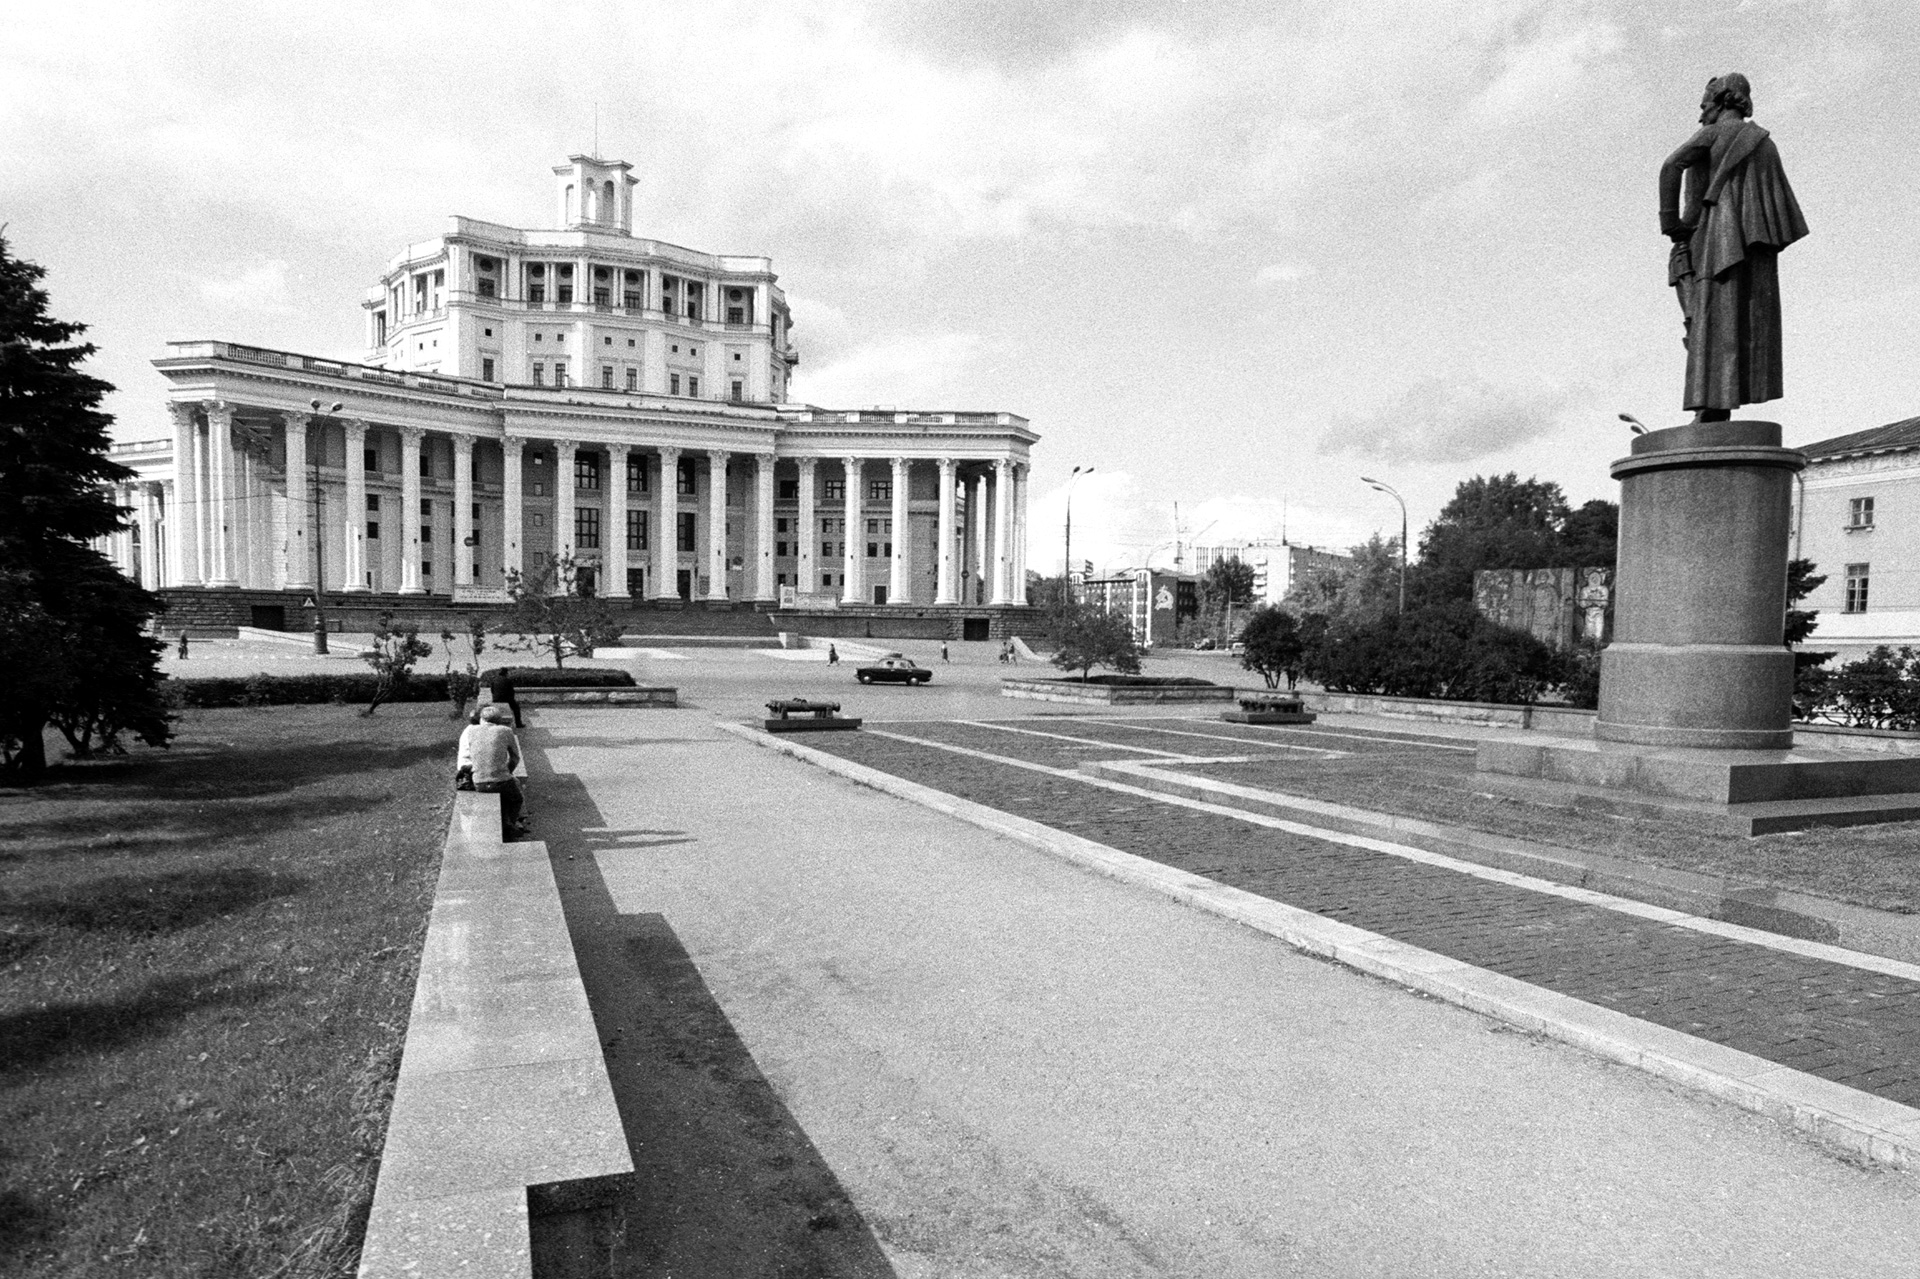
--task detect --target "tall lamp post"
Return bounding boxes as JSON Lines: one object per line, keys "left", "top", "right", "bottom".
{"left": 308, "top": 399, "right": 343, "bottom": 653}
{"left": 1360, "top": 475, "right": 1407, "bottom": 613}
{"left": 1064, "top": 464, "right": 1094, "bottom": 602}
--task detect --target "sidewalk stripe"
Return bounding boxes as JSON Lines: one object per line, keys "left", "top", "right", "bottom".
{"left": 718, "top": 720, "right": 1920, "bottom": 1171}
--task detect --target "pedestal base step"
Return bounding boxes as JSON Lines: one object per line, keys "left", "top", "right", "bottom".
{"left": 763, "top": 717, "right": 862, "bottom": 733}
{"left": 1220, "top": 709, "right": 1318, "bottom": 725}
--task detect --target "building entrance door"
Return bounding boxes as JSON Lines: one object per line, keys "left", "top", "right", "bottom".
{"left": 250, "top": 605, "right": 286, "bottom": 631}
{"left": 962, "top": 617, "right": 989, "bottom": 641}
{"left": 677, "top": 569, "right": 692, "bottom": 600}
{"left": 872, "top": 584, "right": 888, "bottom": 605}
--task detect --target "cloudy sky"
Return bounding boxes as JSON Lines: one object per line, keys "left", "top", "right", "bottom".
{"left": 6, "top": 0, "right": 1917, "bottom": 573}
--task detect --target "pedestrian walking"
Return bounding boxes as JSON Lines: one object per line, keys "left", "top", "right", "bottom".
{"left": 459, "top": 704, "right": 528, "bottom": 839}
{"left": 941, "top": 641, "right": 950, "bottom": 663}
{"left": 177, "top": 631, "right": 189, "bottom": 660}
{"left": 827, "top": 643, "right": 839, "bottom": 666}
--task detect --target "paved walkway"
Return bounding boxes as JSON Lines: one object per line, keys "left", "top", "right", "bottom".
{"left": 525, "top": 707, "right": 1920, "bottom": 1279}
{"left": 806, "top": 718, "right": 1920, "bottom": 1109}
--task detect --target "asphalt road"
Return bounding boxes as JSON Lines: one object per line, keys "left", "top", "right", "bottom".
{"left": 530, "top": 707, "right": 1920, "bottom": 1278}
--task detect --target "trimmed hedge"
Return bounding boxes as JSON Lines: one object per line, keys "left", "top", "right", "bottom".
{"left": 480, "top": 666, "right": 636, "bottom": 690}
{"left": 167, "top": 672, "right": 452, "bottom": 708}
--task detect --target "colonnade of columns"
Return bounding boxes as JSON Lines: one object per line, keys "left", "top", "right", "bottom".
{"left": 148, "top": 399, "right": 1031, "bottom": 607}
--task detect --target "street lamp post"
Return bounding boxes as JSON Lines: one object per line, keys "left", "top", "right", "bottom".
{"left": 309, "top": 399, "right": 343, "bottom": 653}
{"left": 1360, "top": 475, "right": 1407, "bottom": 613}
{"left": 1064, "top": 465, "right": 1093, "bottom": 602}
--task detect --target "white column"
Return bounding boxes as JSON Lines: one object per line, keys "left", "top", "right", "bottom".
{"left": 605, "top": 444, "right": 630, "bottom": 599}
{"left": 341, "top": 420, "right": 369, "bottom": 591}
{"left": 653, "top": 447, "right": 680, "bottom": 599}
{"left": 935, "top": 457, "right": 958, "bottom": 605}
{"left": 705, "top": 449, "right": 729, "bottom": 600}
{"left": 168, "top": 402, "right": 201, "bottom": 585}
{"left": 283, "top": 413, "right": 313, "bottom": 589}
{"left": 502, "top": 437, "right": 525, "bottom": 584}
{"left": 554, "top": 441, "right": 577, "bottom": 582}
{"left": 991, "top": 459, "right": 1013, "bottom": 605}
{"left": 203, "top": 401, "right": 238, "bottom": 586}
{"left": 841, "top": 456, "right": 862, "bottom": 604}
{"left": 235, "top": 442, "right": 255, "bottom": 588}
{"left": 888, "top": 456, "right": 910, "bottom": 605}
{"left": 753, "top": 452, "right": 776, "bottom": 602}
{"left": 453, "top": 435, "right": 474, "bottom": 587}
{"left": 1012, "top": 462, "right": 1029, "bottom": 606}
{"left": 796, "top": 457, "right": 817, "bottom": 597}
{"left": 399, "top": 426, "right": 425, "bottom": 594}
{"left": 972, "top": 473, "right": 990, "bottom": 606}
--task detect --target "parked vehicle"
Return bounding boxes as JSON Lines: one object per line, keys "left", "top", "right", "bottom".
{"left": 855, "top": 654, "right": 933, "bottom": 685}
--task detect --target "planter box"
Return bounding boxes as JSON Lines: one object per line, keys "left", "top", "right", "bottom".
{"left": 514, "top": 686, "right": 678, "bottom": 707}
{"left": 1001, "top": 677, "right": 1235, "bottom": 705}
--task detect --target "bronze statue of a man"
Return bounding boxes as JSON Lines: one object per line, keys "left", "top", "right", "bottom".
{"left": 1658, "top": 73, "right": 1808, "bottom": 422}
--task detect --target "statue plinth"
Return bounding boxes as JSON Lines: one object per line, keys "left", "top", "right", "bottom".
{"left": 1595, "top": 420, "right": 1804, "bottom": 749}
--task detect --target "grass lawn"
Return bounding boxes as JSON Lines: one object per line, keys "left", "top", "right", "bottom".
{"left": 1, "top": 703, "right": 459, "bottom": 1277}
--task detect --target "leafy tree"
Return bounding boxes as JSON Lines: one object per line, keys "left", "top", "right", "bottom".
{"left": 504, "top": 552, "right": 622, "bottom": 668}
{"left": 1559, "top": 499, "right": 1619, "bottom": 569}
{"left": 1198, "top": 557, "right": 1258, "bottom": 643}
{"left": 1238, "top": 605, "right": 1303, "bottom": 690}
{"left": 1414, "top": 473, "right": 1572, "bottom": 605}
{"left": 1050, "top": 602, "right": 1145, "bottom": 680}
{"left": 440, "top": 615, "right": 489, "bottom": 718}
{"left": 361, "top": 611, "right": 432, "bottom": 715}
{"left": 0, "top": 235, "right": 170, "bottom": 773}
{"left": 1284, "top": 533, "right": 1401, "bottom": 629}
{"left": 1815, "top": 646, "right": 1920, "bottom": 730}
{"left": 1785, "top": 557, "right": 1833, "bottom": 721}
{"left": 1028, "top": 573, "right": 1073, "bottom": 615}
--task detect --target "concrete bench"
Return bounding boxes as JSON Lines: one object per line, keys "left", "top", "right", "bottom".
{"left": 763, "top": 698, "right": 861, "bottom": 733}
{"left": 357, "top": 790, "right": 632, "bottom": 1278}
{"left": 1222, "top": 694, "right": 1317, "bottom": 725}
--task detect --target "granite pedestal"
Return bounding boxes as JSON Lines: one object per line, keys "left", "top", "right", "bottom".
{"left": 1476, "top": 420, "right": 1920, "bottom": 834}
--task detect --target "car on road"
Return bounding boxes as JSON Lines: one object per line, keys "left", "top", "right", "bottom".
{"left": 855, "top": 654, "right": 933, "bottom": 685}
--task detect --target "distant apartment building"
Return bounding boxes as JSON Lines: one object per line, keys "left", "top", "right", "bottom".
{"left": 1077, "top": 569, "right": 1199, "bottom": 648}
{"left": 1795, "top": 417, "right": 1920, "bottom": 662}
{"left": 1190, "top": 540, "right": 1352, "bottom": 606}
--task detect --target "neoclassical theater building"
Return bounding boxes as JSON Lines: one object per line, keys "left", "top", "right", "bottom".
{"left": 106, "top": 155, "right": 1036, "bottom": 634}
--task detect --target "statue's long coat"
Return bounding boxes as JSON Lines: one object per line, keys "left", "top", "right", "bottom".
{"left": 1662, "top": 120, "right": 1809, "bottom": 412}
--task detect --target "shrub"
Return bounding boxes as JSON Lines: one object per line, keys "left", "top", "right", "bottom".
{"left": 1803, "top": 646, "right": 1920, "bottom": 730}
{"left": 1305, "top": 600, "right": 1561, "bottom": 705}
{"left": 361, "top": 612, "right": 432, "bottom": 715}
{"left": 478, "top": 666, "right": 636, "bottom": 691}
{"left": 1049, "top": 602, "right": 1145, "bottom": 681}
{"left": 1238, "top": 606, "right": 1303, "bottom": 690}
{"left": 168, "top": 673, "right": 453, "bottom": 709}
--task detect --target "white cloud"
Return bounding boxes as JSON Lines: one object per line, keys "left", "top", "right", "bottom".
{"left": 1319, "top": 375, "right": 1587, "bottom": 465}
{"left": 789, "top": 332, "right": 988, "bottom": 408}
{"left": 197, "top": 259, "right": 295, "bottom": 312}
{"left": 1253, "top": 261, "right": 1311, "bottom": 286}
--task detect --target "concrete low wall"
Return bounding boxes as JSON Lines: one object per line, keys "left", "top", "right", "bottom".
{"left": 357, "top": 792, "right": 632, "bottom": 1279}
{"left": 514, "top": 687, "right": 678, "bottom": 707}
{"left": 1001, "top": 677, "right": 1236, "bottom": 705}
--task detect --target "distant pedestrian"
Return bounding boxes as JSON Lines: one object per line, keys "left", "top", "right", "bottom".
{"left": 998, "top": 640, "right": 1009, "bottom": 664}
{"left": 177, "top": 631, "right": 189, "bottom": 660}
{"left": 941, "top": 641, "right": 950, "bottom": 663}
{"left": 827, "top": 643, "right": 839, "bottom": 666}
{"left": 462, "top": 704, "right": 527, "bottom": 838}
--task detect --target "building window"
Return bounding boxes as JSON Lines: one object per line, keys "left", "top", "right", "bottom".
{"left": 1849, "top": 496, "right": 1876, "bottom": 530}
{"left": 419, "top": 452, "right": 432, "bottom": 478}
{"left": 677, "top": 512, "right": 696, "bottom": 552}
{"left": 824, "top": 479, "right": 844, "bottom": 501}
{"left": 365, "top": 448, "right": 380, "bottom": 473}
{"left": 869, "top": 478, "right": 891, "bottom": 501}
{"left": 482, "top": 357, "right": 495, "bottom": 382}
{"left": 627, "top": 456, "right": 648, "bottom": 494}
{"left": 778, "top": 479, "right": 798, "bottom": 501}
{"left": 677, "top": 458, "right": 696, "bottom": 496}
{"left": 532, "top": 363, "right": 544, "bottom": 385}
{"left": 822, "top": 542, "right": 835, "bottom": 559}
{"left": 555, "top": 363, "right": 569, "bottom": 387}
{"left": 367, "top": 495, "right": 380, "bottom": 512}
{"left": 730, "top": 380, "right": 743, "bottom": 402}
{"left": 867, "top": 519, "right": 878, "bottom": 534}
{"left": 422, "top": 561, "right": 432, "bottom": 577}
{"left": 776, "top": 517, "right": 788, "bottom": 533}
{"left": 602, "top": 365, "right": 614, "bottom": 388}
{"left": 477, "top": 278, "right": 496, "bottom": 298}
{"left": 366, "top": 521, "right": 380, "bottom": 539}
{"left": 822, "top": 573, "right": 834, "bottom": 588}
{"left": 533, "top": 513, "right": 546, "bottom": 528}
{"left": 576, "top": 454, "right": 600, "bottom": 490}
{"left": 669, "top": 373, "right": 680, "bottom": 395}
{"left": 625, "top": 368, "right": 638, "bottom": 391}
{"left": 576, "top": 508, "right": 600, "bottom": 549}
{"left": 1845, "top": 563, "right": 1870, "bottom": 613}
{"left": 420, "top": 497, "right": 432, "bottom": 518}
{"left": 867, "top": 541, "right": 878, "bottom": 558}
{"left": 627, "top": 509, "right": 648, "bottom": 551}
{"left": 688, "top": 375, "right": 700, "bottom": 397}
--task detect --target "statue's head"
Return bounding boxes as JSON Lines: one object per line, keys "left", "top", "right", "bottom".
{"left": 1703, "top": 73, "right": 1754, "bottom": 120}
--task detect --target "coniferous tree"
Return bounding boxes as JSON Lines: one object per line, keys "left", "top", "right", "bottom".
{"left": 0, "top": 235, "right": 170, "bottom": 772}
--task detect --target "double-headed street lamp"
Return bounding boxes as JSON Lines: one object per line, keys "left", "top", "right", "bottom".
{"left": 1359, "top": 475, "right": 1407, "bottom": 614}
{"left": 1064, "top": 465, "right": 1094, "bottom": 600}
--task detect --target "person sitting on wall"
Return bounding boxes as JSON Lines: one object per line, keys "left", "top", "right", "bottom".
{"left": 459, "top": 704, "right": 528, "bottom": 838}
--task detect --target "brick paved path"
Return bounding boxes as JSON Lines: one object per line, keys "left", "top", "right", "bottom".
{"left": 802, "top": 719, "right": 1920, "bottom": 1108}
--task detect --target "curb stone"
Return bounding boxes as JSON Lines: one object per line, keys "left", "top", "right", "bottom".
{"left": 716, "top": 719, "right": 1920, "bottom": 1173}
